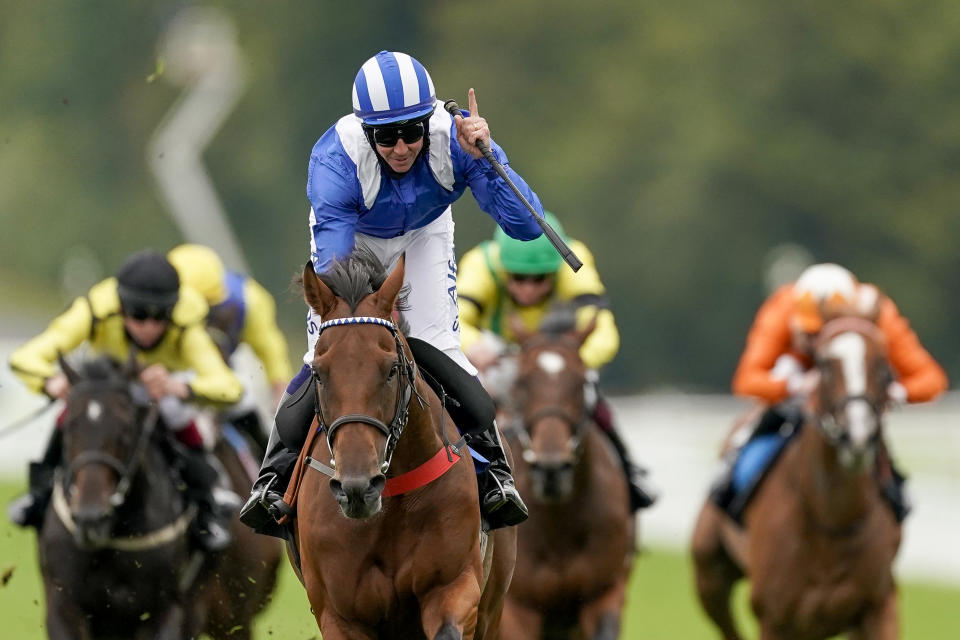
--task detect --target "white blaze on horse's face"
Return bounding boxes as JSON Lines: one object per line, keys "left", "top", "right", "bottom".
{"left": 536, "top": 351, "right": 566, "bottom": 377}
{"left": 825, "top": 332, "right": 876, "bottom": 455}
{"left": 86, "top": 400, "right": 103, "bottom": 423}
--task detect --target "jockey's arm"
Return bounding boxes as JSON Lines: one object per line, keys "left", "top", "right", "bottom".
{"left": 731, "top": 286, "right": 796, "bottom": 404}
{"left": 179, "top": 323, "right": 244, "bottom": 406}
{"left": 877, "top": 296, "right": 948, "bottom": 403}
{"left": 8, "top": 295, "right": 94, "bottom": 394}
{"left": 239, "top": 278, "right": 293, "bottom": 386}
{"left": 454, "top": 129, "right": 543, "bottom": 241}
{"left": 307, "top": 151, "right": 361, "bottom": 274}
{"left": 557, "top": 241, "right": 620, "bottom": 370}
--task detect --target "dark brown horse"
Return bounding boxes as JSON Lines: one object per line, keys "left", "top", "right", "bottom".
{"left": 692, "top": 317, "right": 902, "bottom": 640}
{"left": 293, "top": 253, "right": 516, "bottom": 640}
{"left": 501, "top": 312, "right": 635, "bottom": 640}
{"left": 40, "top": 355, "right": 279, "bottom": 639}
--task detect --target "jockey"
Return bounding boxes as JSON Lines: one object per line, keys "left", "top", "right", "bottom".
{"left": 712, "top": 262, "right": 948, "bottom": 521}
{"left": 168, "top": 243, "right": 294, "bottom": 449}
{"left": 7, "top": 250, "right": 244, "bottom": 552}
{"left": 457, "top": 213, "right": 659, "bottom": 512}
{"left": 240, "top": 50, "right": 544, "bottom": 534}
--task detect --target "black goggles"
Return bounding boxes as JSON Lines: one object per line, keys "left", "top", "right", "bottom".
{"left": 507, "top": 273, "right": 551, "bottom": 284}
{"left": 367, "top": 121, "right": 426, "bottom": 147}
{"left": 123, "top": 303, "right": 172, "bottom": 321}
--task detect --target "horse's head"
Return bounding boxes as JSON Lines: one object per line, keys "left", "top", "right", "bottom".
{"left": 511, "top": 307, "right": 597, "bottom": 502}
{"left": 302, "top": 249, "right": 416, "bottom": 519}
{"left": 810, "top": 317, "right": 892, "bottom": 471}
{"left": 58, "top": 353, "right": 153, "bottom": 548}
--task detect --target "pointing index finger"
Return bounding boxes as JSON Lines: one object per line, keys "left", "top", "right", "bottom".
{"left": 468, "top": 88, "right": 479, "bottom": 118}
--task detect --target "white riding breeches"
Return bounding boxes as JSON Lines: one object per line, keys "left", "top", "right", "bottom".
{"left": 304, "top": 208, "right": 477, "bottom": 376}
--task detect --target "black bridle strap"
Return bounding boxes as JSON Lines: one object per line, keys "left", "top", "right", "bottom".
{"left": 64, "top": 405, "right": 159, "bottom": 509}
{"left": 312, "top": 316, "right": 416, "bottom": 474}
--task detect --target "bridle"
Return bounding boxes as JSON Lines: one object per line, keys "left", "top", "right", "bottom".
{"left": 61, "top": 379, "right": 159, "bottom": 514}
{"left": 811, "top": 318, "right": 889, "bottom": 448}
{"left": 511, "top": 339, "right": 593, "bottom": 466}
{"left": 311, "top": 316, "right": 418, "bottom": 474}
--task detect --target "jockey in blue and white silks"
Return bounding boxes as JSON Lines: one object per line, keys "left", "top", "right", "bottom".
{"left": 305, "top": 100, "right": 543, "bottom": 371}
{"left": 241, "top": 50, "right": 541, "bottom": 534}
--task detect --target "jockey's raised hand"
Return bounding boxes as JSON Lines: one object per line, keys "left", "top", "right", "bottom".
{"left": 452, "top": 88, "right": 491, "bottom": 159}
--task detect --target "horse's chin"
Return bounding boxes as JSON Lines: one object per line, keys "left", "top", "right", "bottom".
{"left": 838, "top": 445, "right": 877, "bottom": 473}
{"left": 337, "top": 496, "right": 383, "bottom": 520}
{"left": 73, "top": 522, "right": 112, "bottom": 550}
{"left": 530, "top": 465, "right": 575, "bottom": 503}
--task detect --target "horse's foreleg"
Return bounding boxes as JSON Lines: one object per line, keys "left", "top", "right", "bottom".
{"left": 849, "top": 590, "right": 899, "bottom": 640}
{"left": 691, "top": 502, "right": 744, "bottom": 640}
{"left": 44, "top": 585, "right": 91, "bottom": 640}
{"left": 578, "top": 572, "right": 629, "bottom": 640}
{"left": 315, "top": 608, "right": 377, "bottom": 640}
{"left": 420, "top": 572, "right": 481, "bottom": 640}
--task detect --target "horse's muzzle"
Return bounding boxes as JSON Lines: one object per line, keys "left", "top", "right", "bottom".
{"left": 530, "top": 460, "right": 575, "bottom": 503}
{"left": 329, "top": 474, "right": 386, "bottom": 519}
{"left": 72, "top": 506, "right": 113, "bottom": 549}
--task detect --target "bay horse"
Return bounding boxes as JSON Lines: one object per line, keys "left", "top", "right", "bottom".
{"left": 501, "top": 310, "right": 635, "bottom": 640}
{"left": 692, "top": 317, "right": 902, "bottom": 640}
{"left": 40, "top": 355, "right": 278, "bottom": 639}
{"left": 293, "top": 251, "right": 516, "bottom": 640}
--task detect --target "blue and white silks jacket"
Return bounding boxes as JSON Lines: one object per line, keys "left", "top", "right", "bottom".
{"left": 307, "top": 100, "right": 544, "bottom": 273}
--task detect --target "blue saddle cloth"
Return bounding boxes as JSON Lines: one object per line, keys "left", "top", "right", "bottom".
{"left": 731, "top": 433, "right": 792, "bottom": 495}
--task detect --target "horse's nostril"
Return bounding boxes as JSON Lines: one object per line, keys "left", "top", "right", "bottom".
{"left": 368, "top": 474, "right": 386, "bottom": 496}
{"left": 329, "top": 478, "right": 344, "bottom": 498}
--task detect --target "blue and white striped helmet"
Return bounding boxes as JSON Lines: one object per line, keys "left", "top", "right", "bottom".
{"left": 352, "top": 51, "right": 436, "bottom": 126}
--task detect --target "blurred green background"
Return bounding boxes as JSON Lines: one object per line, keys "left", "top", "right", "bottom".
{"left": 3, "top": 0, "right": 958, "bottom": 392}
{"left": 2, "top": 2, "right": 959, "bottom": 637}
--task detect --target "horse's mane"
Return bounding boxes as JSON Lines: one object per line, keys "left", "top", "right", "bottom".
{"left": 538, "top": 303, "right": 579, "bottom": 336}
{"left": 311, "top": 244, "right": 411, "bottom": 331}
{"left": 73, "top": 355, "right": 126, "bottom": 383}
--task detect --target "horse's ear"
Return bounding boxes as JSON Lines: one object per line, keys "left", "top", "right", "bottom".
{"left": 572, "top": 311, "right": 599, "bottom": 347}
{"left": 57, "top": 352, "right": 80, "bottom": 384}
{"left": 303, "top": 261, "right": 336, "bottom": 317}
{"left": 374, "top": 255, "right": 405, "bottom": 317}
{"left": 509, "top": 314, "right": 534, "bottom": 345}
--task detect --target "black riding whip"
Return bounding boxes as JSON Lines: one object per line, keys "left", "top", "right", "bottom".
{"left": 443, "top": 99, "right": 583, "bottom": 272}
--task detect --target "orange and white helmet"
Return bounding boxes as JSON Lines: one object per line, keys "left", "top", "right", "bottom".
{"left": 791, "top": 263, "right": 858, "bottom": 333}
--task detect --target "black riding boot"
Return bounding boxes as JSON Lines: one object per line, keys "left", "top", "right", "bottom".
{"left": 406, "top": 338, "right": 528, "bottom": 530}
{"left": 178, "top": 448, "right": 234, "bottom": 553}
{"left": 7, "top": 429, "right": 62, "bottom": 529}
{"left": 230, "top": 409, "right": 269, "bottom": 452}
{"left": 466, "top": 421, "right": 529, "bottom": 530}
{"left": 593, "top": 397, "right": 659, "bottom": 511}
{"left": 877, "top": 441, "right": 911, "bottom": 523}
{"left": 239, "top": 368, "right": 316, "bottom": 538}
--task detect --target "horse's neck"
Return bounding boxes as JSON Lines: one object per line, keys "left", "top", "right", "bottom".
{"left": 795, "top": 424, "right": 874, "bottom": 532}
{"left": 114, "top": 445, "right": 184, "bottom": 535}
{"left": 390, "top": 377, "right": 446, "bottom": 469}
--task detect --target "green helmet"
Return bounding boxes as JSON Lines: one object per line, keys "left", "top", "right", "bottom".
{"left": 495, "top": 212, "right": 568, "bottom": 275}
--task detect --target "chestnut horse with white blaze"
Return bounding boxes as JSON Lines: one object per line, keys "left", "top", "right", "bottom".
{"left": 292, "top": 253, "right": 516, "bottom": 640}
{"left": 692, "top": 317, "right": 902, "bottom": 640}
{"left": 501, "top": 312, "right": 635, "bottom": 640}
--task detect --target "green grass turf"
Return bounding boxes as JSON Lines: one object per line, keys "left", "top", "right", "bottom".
{"left": 1, "top": 481, "right": 956, "bottom": 639}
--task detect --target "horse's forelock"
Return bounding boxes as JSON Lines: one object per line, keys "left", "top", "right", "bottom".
{"left": 74, "top": 356, "right": 127, "bottom": 385}
{"left": 317, "top": 245, "right": 410, "bottom": 316}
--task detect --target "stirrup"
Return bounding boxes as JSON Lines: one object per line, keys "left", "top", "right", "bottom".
{"left": 481, "top": 473, "right": 528, "bottom": 529}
